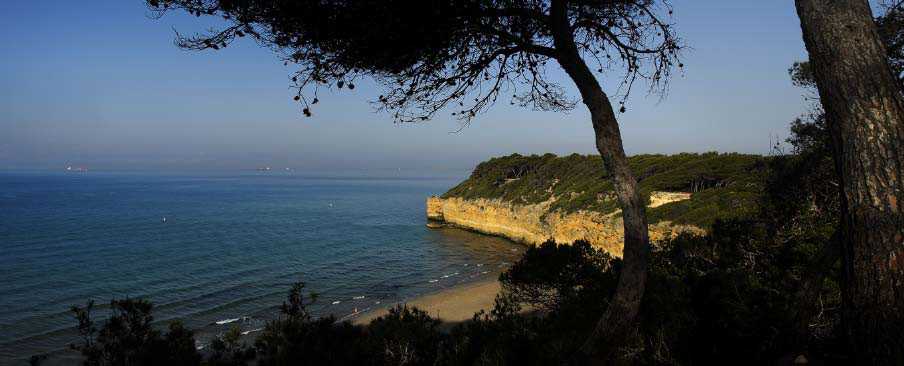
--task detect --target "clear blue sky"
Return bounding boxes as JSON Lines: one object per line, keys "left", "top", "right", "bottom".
{"left": 1, "top": 1, "right": 819, "bottom": 175}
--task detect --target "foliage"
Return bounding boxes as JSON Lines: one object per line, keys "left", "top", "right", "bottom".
{"left": 254, "top": 283, "right": 449, "bottom": 366}
{"left": 483, "top": 221, "right": 841, "bottom": 365}
{"left": 253, "top": 282, "right": 367, "bottom": 366}
{"left": 763, "top": 115, "right": 838, "bottom": 243}
{"left": 644, "top": 224, "right": 835, "bottom": 363}
{"left": 877, "top": 0, "right": 904, "bottom": 87}
{"left": 147, "top": 0, "right": 682, "bottom": 122}
{"left": 438, "top": 303, "right": 549, "bottom": 366}
{"left": 367, "top": 305, "right": 444, "bottom": 366}
{"left": 206, "top": 325, "right": 255, "bottom": 366}
{"left": 500, "top": 240, "right": 617, "bottom": 312}
{"left": 442, "top": 152, "right": 766, "bottom": 228}
{"left": 429, "top": 217, "right": 838, "bottom": 365}
{"left": 69, "top": 299, "right": 201, "bottom": 366}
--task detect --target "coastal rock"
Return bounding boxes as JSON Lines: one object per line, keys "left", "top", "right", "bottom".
{"left": 426, "top": 192, "right": 703, "bottom": 257}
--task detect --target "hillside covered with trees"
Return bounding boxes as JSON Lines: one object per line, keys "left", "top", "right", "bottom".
{"left": 443, "top": 152, "right": 765, "bottom": 228}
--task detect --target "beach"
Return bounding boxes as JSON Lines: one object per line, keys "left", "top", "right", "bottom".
{"left": 352, "top": 279, "right": 502, "bottom": 325}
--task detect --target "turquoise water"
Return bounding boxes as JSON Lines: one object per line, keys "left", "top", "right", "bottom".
{"left": 0, "top": 171, "right": 524, "bottom": 364}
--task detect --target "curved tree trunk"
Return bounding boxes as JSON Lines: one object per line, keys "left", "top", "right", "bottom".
{"left": 550, "top": 1, "right": 651, "bottom": 362}
{"left": 794, "top": 0, "right": 904, "bottom": 363}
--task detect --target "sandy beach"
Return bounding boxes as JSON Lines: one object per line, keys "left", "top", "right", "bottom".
{"left": 352, "top": 279, "right": 502, "bottom": 325}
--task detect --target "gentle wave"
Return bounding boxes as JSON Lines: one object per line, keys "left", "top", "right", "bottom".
{"left": 0, "top": 173, "right": 524, "bottom": 364}
{"left": 214, "top": 316, "right": 249, "bottom": 325}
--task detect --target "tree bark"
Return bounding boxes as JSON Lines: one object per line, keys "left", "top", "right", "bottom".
{"left": 794, "top": 0, "right": 904, "bottom": 363}
{"left": 549, "top": 1, "right": 651, "bottom": 362}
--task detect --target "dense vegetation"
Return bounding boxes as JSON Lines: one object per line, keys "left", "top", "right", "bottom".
{"left": 442, "top": 152, "right": 766, "bottom": 228}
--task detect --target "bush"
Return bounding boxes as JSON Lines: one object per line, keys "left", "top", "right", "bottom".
{"left": 367, "top": 305, "right": 444, "bottom": 366}
{"left": 69, "top": 299, "right": 201, "bottom": 366}
{"left": 480, "top": 218, "right": 839, "bottom": 365}
{"left": 253, "top": 282, "right": 367, "bottom": 366}
{"left": 500, "top": 240, "right": 618, "bottom": 313}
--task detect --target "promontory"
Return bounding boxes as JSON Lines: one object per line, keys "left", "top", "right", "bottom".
{"left": 427, "top": 153, "right": 765, "bottom": 256}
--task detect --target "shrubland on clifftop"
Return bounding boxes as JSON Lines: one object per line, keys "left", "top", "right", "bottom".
{"left": 427, "top": 153, "right": 765, "bottom": 256}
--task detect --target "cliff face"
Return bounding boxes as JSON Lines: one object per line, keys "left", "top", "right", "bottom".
{"left": 429, "top": 153, "right": 765, "bottom": 256}
{"left": 426, "top": 192, "right": 704, "bottom": 257}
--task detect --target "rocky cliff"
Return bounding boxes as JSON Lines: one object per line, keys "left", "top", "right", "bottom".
{"left": 427, "top": 153, "right": 765, "bottom": 256}
{"left": 426, "top": 193, "right": 702, "bottom": 256}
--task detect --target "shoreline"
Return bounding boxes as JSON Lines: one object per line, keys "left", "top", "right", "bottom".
{"left": 350, "top": 279, "right": 502, "bottom": 326}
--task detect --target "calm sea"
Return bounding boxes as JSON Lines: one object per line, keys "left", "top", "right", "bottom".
{"left": 0, "top": 171, "right": 523, "bottom": 364}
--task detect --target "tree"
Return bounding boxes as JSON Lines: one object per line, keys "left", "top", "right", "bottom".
{"left": 791, "top": 1, "right": 904, "bottom": 91}
{"left": 147, "top": 0, "right": 683, "bottom": 360}
{"left": 253, "top": 282, "right": 369, "bottom": 365}
{"left": 500, "top": 240, "right": 617, "bottom": 313}
{"left": 69, "top": 299, "right": 201, "bottom": 366}
{"left": 367, "top": 305, "right": 444, "bottom": 366}
{"left": 793, "top": 0, "right": 904, "bottom": 363}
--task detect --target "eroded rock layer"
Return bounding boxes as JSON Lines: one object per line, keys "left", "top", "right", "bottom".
{"left": 426, "top": 192, "right": 703, "bottom": 257}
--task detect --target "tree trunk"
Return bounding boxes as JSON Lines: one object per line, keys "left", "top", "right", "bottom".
{"left": 794, "top": 0, "right": 904, "bottom": 363}
{"left": 550, "top": 1, "right": 651, "bottom": 362}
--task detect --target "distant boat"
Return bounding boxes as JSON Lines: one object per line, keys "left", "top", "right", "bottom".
{"left": 162, "top": 217, "right": 167, "bottom": 223}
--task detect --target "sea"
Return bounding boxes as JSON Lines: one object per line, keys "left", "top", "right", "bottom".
{"left": 0, "top": 170, "right": 524, "bottom": 364}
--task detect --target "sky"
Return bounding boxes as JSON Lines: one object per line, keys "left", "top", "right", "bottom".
{"left": 1, "top": 1, "right": 817, "bottom": 175}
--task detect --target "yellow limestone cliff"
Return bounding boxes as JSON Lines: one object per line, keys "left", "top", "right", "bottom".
{"left": 426, "top": 192, "right": 702, "bottom": 257}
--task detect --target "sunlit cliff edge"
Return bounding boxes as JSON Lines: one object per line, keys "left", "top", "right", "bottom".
{"left": 426, "top": 153, "right": 766, "bottom": 256}
{"left": 427, "top": 193, "right": 703, "bottom": 256}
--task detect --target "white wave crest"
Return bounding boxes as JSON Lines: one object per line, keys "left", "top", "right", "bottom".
{"left": 241, "top": 328, "right": 263, "bottom": 336}
{"left": 215, "top": 317, "right": 241, "bottom": 325}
